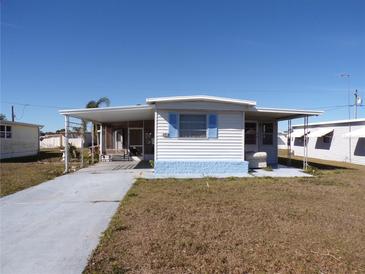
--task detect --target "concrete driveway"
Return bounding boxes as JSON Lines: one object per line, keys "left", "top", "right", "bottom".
{"left": 0, "top": 163, "right": 151, "bottom": 274}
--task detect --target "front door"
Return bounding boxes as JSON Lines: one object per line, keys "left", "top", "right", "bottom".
{"left": 115, "top": 130, "right": 123, "bottom": 150}
{"left": 128, "top": 128, "right": 143, "bottom": 159}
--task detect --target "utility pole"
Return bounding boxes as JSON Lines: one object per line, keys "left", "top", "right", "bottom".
{"left": 11, "top": 106, "right": 15, "bottom": 122}
{"left": 354, "top": 89, "right": 361, "bottom": 119}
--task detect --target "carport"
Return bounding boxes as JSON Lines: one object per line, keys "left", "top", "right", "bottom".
{"left": 59, "top": 105, "right": 154, "bottom": 173}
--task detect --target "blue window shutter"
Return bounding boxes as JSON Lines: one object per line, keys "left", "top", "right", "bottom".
{"left": 208, "top": 114, "right": 218, "bottom": 138}
{"left": 168, "top": 113, "right": 178, "bottom": 138}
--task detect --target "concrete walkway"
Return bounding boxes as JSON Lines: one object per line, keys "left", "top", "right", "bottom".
{"left": 0, "top": 163, "right": 150, "bottom": 274}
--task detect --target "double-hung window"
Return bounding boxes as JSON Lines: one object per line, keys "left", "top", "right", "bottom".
{"left": 0, "top": 125, "right": 12, "bottom": 139}
{"left": 179, "top": 114, "right": 207, "bottom": 138}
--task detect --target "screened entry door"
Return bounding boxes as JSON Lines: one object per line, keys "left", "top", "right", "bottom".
{"left": 115, "top": 130, "right": 123, "bottom": 150}
{"left": 128, "top": 128, "right": 143, "bottom": 158}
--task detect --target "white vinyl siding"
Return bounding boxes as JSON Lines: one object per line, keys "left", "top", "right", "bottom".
{"left": 0, "top": 124, "right": 39, "bottom": 159}
{"left": 292, "top": 123, "right": 365, "bottom": 165}
{"left": 156, "top": 110, "right": 243, "bottom": 160}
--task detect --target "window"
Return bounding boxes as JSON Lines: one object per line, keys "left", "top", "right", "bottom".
{"left": 0, "top": 126, "right": 4, "bottom": 138}
{"left": 262, "top": 123, "right": 274, "bottom": 145}
{"left": 0, "top": 125, "right": 11, "bottom": 139}
{"left": 179, "top": 114, "right": 207, "bottom": 138}
{"left": 322, "top": 134, "right": 332, "bottom": 144}
{"left": 245, "top": 122, "right": 257, "bottom": 144}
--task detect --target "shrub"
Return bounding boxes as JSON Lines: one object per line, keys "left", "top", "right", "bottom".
{"left": 149, "top": 160, "right": 154, "bottom": 168}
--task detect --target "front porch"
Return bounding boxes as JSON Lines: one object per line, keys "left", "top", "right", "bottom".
{"left": 99, "top": 120, "right": 154, "bottom": 161}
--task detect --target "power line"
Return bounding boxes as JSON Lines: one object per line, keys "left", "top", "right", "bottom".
{"left": 1, "top": 101, "right": 71, "bottom": 109}
{"left": 309, "top": 104, "right": 350, "bottom": 110}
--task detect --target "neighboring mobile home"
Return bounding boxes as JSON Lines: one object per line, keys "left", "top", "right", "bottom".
{"left": 0, "top": 120, "right": 43, "bottom": 159}
{"left": 60, "top": 95, "right": 322, "bottom": 176}
{"left": 278, "top": 131, "right": 288, "bottom": 149}
{"left": 291, "top": 118, "right": 365, "bottom": 165}
{"left": 40, "top": 132, "right": 92, "bottom": 149}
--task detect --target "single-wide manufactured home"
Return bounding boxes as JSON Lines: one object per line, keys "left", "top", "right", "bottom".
{"left": 60, "top": 95, "right": 322, "bottom": 176}
{"left": 40, "top": 133, "right": 92, "bottom": 149}
{"left": 291, "top": 118, "right": 365, "bottom": 165}
{"left": 0, "top": 120, "right": 43, "bottom": 159}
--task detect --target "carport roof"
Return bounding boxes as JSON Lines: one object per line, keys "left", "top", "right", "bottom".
{"left": 246, "top": 107, "right": 323, "bottom": 121}
{"left": 59, "top": 104, "right": 154, "bottom": 123}
{"left": 59, "top": 96, "right": 323, "bottom": 123}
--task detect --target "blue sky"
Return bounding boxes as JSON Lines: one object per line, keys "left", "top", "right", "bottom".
{"left": 1, "top": 0, "right": 364, "bottom": 131}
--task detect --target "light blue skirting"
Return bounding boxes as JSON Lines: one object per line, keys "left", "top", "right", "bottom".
{"left": 154, "top": 160, "right": 249, "bottom": 178}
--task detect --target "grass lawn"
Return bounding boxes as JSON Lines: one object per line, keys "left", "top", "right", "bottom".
{"left": 84, "top": 167, "right": 365, "bottom": 273}
{"left": 0, "top": 149, "right": 64, "bottom": 197}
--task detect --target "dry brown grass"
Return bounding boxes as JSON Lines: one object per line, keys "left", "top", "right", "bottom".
{"left": 278, "top": 149, "right": 364, "bottom": 170}
{"left": 84, "top": 168, "right": 365, "bottom": 273}
{"left": 0, "top": 149, "right": 64, "bottom": 196}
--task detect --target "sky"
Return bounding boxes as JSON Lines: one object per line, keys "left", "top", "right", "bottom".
{"left": 1, "top": 0, "right": 365, "bottom": 131}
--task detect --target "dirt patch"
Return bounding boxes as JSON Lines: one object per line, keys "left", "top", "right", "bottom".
{"left": 84, "top": 168, "right": 365, "bottom": 273}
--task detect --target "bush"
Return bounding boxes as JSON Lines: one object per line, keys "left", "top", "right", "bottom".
{"left": 68, "top": 144, "right": 80, "bottom": 159}
{"left": 304, "top": 165, "right": 321, "bottom": 176}
{"left": 149, "top": 160, "right": 154, "bottom": 168}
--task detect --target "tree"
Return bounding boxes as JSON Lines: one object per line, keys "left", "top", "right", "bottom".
{"left": 0, "top": 113, "right": 7, "bottom": 120}
{"left": 85, "top": 97, "right": 111, "bottom": 109}
{"left": 84, "top": 97, "right": 111, "bottom": 149}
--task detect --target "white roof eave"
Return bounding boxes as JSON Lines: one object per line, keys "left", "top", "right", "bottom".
{"left": 146, "top": 95, "right": 257, "bottom": 106}
{"left": 293, "top": 118, "right": 365, "bottom": 128}
{"left": 307, "top": 128, "right": 334, "bottom": 138}
{"left": 256, "top": 107, "right": 323, "bottom": 116}
{"left": 343, "top": 127, "right": 365, "bottom": 138}
{"left": 291, "top": 130, "right": 306, "bottom": 138}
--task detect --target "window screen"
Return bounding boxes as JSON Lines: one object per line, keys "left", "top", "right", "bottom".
{"left": 262, "top": 123, "right": 274, "bottom": 145}
{"left": 179, "top": 114, "right": 207, "bottom": 138}
{"left": 245, "top": 122, "right": 257, "bottom": 144}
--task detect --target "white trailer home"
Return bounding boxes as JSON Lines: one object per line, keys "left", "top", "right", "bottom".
{"left": 59, "top": 95, "right": 322, "bottom": 176}
{"left": 40, "top": 133, "right": 92, "bottom": 149}
{"left": 0, "top": 120, "right": 43, "bottom": 159}
{"left": 278, "top": 132, "right": 288, "bottom": 149}
{"left": 291, "top": 118, "right": 365, "bottom": 165}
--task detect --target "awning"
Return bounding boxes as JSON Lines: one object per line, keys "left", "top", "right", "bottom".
{"left": 59, "top": 105, "right": 154, "bottom": 123}
{"left": 343, "top": 127, "right": 365, "bottom": 138}
{"left": 291, "top": 130, "right": 306, "bottom": 138}
{"left": 307, "top": 128, "right": 333, "bottom": 138}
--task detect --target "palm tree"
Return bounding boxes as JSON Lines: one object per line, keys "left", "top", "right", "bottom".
{"left": 85, "top": 97, "right": 111, "bottom": 109}
{"left": 84, "top": 97, "right": 111, "bottom": 157}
